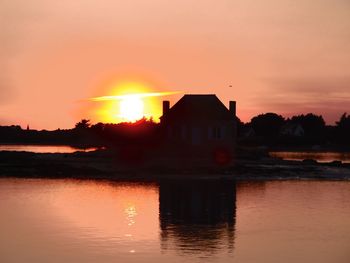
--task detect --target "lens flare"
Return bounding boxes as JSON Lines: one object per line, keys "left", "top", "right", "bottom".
{"left": 90, "top": 91, "right": 180, "bottom": 102}
{"left": 90, "top": 90, "right": 181, "bottom": 123}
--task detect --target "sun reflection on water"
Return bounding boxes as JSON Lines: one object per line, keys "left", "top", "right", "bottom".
{"left": 124, "top": 204, "right": 138, "bottom": 253}
{"left": 125, "top": 205, "right": 137, "bottom": 226}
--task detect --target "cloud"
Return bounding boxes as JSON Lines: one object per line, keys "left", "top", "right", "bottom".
{"left": 252, "top": 76, "right": 350, "bottom": 123}
{"left": 265, "top": 76, "right": 350, "bottom": 100}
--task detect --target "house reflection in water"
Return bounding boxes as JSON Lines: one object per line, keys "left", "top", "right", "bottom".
{"left": 159, "top": 180, "right": 236, "bottom": 255}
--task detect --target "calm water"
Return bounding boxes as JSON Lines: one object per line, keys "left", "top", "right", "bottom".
{"left": 0, "top": 145, "right": 100, "bottom": 153}
{"left": 270, "top": 151, "right": 350, "bottom": 163}
{"left": 0, "top": 179, "right": 349, "bottom": 263}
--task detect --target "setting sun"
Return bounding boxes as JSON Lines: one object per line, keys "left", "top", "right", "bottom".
{"left": 119, "top": 95, "right": 144, "bottom": 122}
{"left": 89, "top": 80, "right": 181, "bottom": 123}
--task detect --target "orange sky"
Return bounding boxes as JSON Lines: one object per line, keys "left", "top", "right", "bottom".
{"left": 1, "top": 0, "right": 349, "bottom": 129}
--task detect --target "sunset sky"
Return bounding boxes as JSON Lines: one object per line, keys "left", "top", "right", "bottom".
{"left": 1, "top": 0, "right": 349, "bottom": 129}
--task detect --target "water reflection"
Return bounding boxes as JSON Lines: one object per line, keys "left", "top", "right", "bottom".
{"left": 1, "top": 179, "right": 350, "bottom": 263}
{"left": 270, "top": 151, "right": 350, "bottom": 163}
{"left": 0, "top": 144, "right": 101, "bottom": 153}
{"left": 159, "top": 180, "right": 236, "bottom": 256}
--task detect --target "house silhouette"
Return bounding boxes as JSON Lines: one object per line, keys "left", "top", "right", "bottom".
{"left": 160, "top": 94, "right": 237, "bottom": 165}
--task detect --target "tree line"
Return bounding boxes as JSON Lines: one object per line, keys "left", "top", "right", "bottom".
{"left": 238, "top": 112, "right": 350, "bottom": 146}
{"left": 0, "top": 112, "right": 349, "bottom": 148}
{"left": 0, "top": 118, "right": 159, "bottom": 147}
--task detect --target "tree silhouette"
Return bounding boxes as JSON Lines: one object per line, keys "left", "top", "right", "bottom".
{"left": 75, "top": 119, "right": 91, "bottom": 130}
{"left": 336, "top": 113, "right": 350, "bottom": 128}
{"left": 290, "top": 113, "right": 325, "bottom": 137}
{"left": 250, "top": 113, "right": 285, "bottom": 137}
{"left": 335, "top": 113, "right": 350, "bottom": 144}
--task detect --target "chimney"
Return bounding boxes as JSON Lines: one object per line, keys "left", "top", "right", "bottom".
{"left": 163, "top": 100, "right": 170, "bottom": 115}
{"left": 229, "top": 101, "right": 236, "bottom": 116}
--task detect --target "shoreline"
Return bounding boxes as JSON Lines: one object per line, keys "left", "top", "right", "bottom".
{"left": 1, "top": 150, "right": 350, "bottom": 181}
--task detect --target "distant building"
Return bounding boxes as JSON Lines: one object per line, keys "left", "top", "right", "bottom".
{"left": 280, "top": 123, "right": 305, "bottom": 137}
{"left": 241, "top": 126, "right": 256, "bottom": 138}
{"left": 160, "top": 94, "right": 237, "bottom": 165}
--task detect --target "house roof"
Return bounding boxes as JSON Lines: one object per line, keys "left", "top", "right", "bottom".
{"left": 160, "top": 94, "right": 235, "bottom": 122}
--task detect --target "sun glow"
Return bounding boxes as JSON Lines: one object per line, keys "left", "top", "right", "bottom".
{"left": 89, "top": 80, "right": 180, "bottom": 123}
{"left": 119, "top": 95, "right": 144, "bottom": 122}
